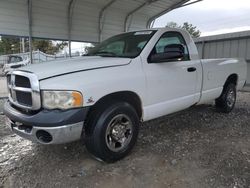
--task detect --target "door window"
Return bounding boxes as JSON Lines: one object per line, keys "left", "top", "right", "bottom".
{"left": 152, "top": 32, "right": 190, "bottom": 61}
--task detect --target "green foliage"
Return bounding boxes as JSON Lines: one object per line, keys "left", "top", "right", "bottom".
{"left": 0, "top": 36, "right": 22, "bottom": 55}
{"left": 32, "top": 40, "right": 68, "bottom": 55}
{"left": 166, "top": 22, "right": 201, "bottom": 38}
{"left": 0, "top": 36, "right": 68, "bottom": 55}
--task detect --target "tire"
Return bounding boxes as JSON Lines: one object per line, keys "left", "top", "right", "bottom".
{"left": 84, "top": 101, "right": 139, "bottom": 163}
{"left": 215, "top": 83, "right": 236, "bottom": 113}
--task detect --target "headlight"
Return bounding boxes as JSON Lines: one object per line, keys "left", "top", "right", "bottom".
{"left": 42, "top": 90, "right": 83, "bottom": 110}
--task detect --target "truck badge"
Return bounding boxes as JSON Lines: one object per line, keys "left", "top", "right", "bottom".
{"left": 87, "top": 97, "right": 94, "bottom": 104}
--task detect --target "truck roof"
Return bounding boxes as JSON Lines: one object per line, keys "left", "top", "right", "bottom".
{"left": 130, "top": 27, "right": 187, "bottom": 34}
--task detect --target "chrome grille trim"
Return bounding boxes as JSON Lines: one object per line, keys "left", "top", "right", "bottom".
{"left": 7, "top": 71, "right": 41, "bottom": 110}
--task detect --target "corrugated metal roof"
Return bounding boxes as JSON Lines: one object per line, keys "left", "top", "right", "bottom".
{"left": 0, "top": 0, "right": 190, "bottom": 42}
{"left": 194, "top": 30, "right": 250, "bottom": 60}
{"left": 194, "top": 30, "right": 250, "bottom": 43}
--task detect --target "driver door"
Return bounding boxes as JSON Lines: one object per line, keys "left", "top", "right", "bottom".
{"left": 143, "top": 31, "right": 199, "bottom": 120}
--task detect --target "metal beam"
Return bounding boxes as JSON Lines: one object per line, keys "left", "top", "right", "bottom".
{"left": 68, "top": 0, "right": 76, "bottom": 57}
{"left": 98, "top": 0, "right": 117, "bottom": 42}
{"left": 124, "top": 0, "right": 158, "bottom": 32}
{"left": 28, "top": 0, "right": 33, "bottom": 63}
{"left": 179, "top": 0, "right": 203, "bottom": 8}
{"left": 146, "top": 0, "right": 190, "bottom": 28}
{"left": 195, "top": 35, "right": 250, "bottom": 44}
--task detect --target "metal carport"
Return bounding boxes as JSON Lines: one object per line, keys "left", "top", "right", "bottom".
{"left": 0, "top": 0, "right": 202, "bottom": 59}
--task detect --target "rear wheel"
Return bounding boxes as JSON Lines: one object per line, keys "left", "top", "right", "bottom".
{"left": 84, "top": 101, "right": 139, "bottom": 163}
{"left": 215, "top": 83, "right": 236, "bottom": 113}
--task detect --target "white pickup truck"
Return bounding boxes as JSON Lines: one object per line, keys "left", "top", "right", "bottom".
{"left": 4, "top": 28, "right": 247, "bottom": 162}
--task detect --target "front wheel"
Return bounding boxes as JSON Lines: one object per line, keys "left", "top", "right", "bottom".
{"left": 84, "top": 101, "right": 139, "bottom": 163}
{"left": 215, "top": 83, "right": 236, "bottom": 113}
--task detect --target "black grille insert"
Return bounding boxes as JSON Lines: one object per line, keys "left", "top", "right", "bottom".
{"left": 16, "top": 91, "right": 32, "bottom": 106}
{"left": 15, "top": 75, "right": 31, "bottom": 88}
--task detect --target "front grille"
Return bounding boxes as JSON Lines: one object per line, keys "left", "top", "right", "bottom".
{"left": 7, "top": 71, "right": 41, "bottom": 110}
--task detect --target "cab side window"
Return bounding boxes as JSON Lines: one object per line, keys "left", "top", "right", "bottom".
{"left": 151, "top": 32, "right": 190, "bottom": 62}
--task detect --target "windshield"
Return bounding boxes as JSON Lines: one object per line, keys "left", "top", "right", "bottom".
{"left": 8, "top": 56, "right": 23, "bottom": 64}
{"left": 86, "top": 30, "right": 156, "bottom": 58}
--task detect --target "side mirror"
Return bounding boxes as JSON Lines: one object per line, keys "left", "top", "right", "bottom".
{"left": 149, "top": 44, "right": 185, "bottom": 63}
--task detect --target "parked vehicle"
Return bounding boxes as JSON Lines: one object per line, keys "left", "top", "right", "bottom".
{"left": 4, "top": 28, "right": 247, "bottom": 162}
{"left": 2, "top": 55, "right": 30, "bottom": 75}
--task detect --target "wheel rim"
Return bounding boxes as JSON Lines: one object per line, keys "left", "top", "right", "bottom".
{"left": 105, "top": 114, "right": 133, "bottom": 152}
{"left": 226, "top": 89, "right": 236, "bottom": 108}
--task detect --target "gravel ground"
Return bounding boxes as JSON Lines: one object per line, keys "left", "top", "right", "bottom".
{"left": 0, "top": 92, "right": 250, "bottom": 188}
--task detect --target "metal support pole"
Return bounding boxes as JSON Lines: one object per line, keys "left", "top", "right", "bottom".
{"left": 22, "top": 38, "right": 25, "bottom": 53}
{"left": 68, "top": 0, "right": 77, "bottom": 58}
{"left": 28, "top": 0, "right": 33, "bottom": 63}
{"left": 68, "top": 0, "right": 76, "bottom": 58}
{"left": 151, "top": 20, "right": 155, "bottom": 28}
{"left": 98, "top": 0, "right": 117, "bottom": 42}
{"left": 20, "top": 38, "right": 22, "bottom": 53}
{"left": 68, "top": 41, "right": 71, "bottom": 58}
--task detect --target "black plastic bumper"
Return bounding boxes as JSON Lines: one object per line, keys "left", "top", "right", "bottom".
{"left": 4, "top": 101, "right": 90, "bottom": 127}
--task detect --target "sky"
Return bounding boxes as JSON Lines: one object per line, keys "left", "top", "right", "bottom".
{"left": 71, "top": 0, "right": 250, "bottom": 51}
{"left": 154, "top": 0, "right": 250, "bottom": 36}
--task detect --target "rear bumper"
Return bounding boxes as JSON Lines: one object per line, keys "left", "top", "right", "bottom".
{"left": 4, "top": 101, "right": 90, "bottom": 144}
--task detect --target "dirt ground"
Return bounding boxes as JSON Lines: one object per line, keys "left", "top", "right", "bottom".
{"left": 0, "top": 92, "right": 250, "bottom": 188}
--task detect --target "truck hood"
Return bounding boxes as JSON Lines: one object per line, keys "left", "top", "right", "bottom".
{"left": 19, "top": 56, "right": 131, "bottom": 80}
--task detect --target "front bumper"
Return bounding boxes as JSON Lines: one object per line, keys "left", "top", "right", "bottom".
{"left": 4, "top": 101, "right": 90, "bottom": 144}
{"left": 7, "top": 119, "right": 84, "bottom": 144}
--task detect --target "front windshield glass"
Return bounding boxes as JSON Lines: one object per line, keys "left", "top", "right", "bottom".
{"left": 86, "top": 30, "right": 156, "bottom": 58}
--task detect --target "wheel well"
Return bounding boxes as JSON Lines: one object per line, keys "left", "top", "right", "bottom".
{"left": 88, "top": 91, "right": 143, "bottom": 119}
{"left": 224, "top": 74, "right": 238, "bottom": 87}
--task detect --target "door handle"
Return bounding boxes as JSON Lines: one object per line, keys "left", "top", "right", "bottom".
{"left": 187, "top": 67, "right": 196, "bottom": 72}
